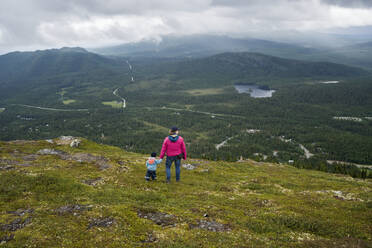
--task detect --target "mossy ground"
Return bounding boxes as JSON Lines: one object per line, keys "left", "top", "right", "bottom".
{"left": 0, "top": 139, "right": 371, "bottom": 247}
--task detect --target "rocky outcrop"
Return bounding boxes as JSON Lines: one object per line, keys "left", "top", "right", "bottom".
{"left": 70, "top": 139, "right": 81, "bottom": 148}
{"left": 189, "top": 219, "right": 231, "bottom": 232}
{"left": 0, "top": 234, "right": 14, "bottom": 244}
{"left": 0, "top": 217, "right": 31, "bottom": 231}
{"left": 82, "top": 177, "right": 103, "bottom": 186}
{"left": 36, "top": 149, "right": 111, "bottom": 170}
{"left": 37, "top": 149, "right": 67, "bottom": 156}
{"left": 88, "top": 217, "right": 115, "bottom": 229}
{"left": 7, "top": 209, "right": 34, "bottom": 216}
{"left": 55, "top": 205, "right": 93, "bottom": 215}
{"left": 137, "top": 210, "right": 178, "bottom": 227}
{"left": 55, "top": 136, "right": 79, "bottom": 145}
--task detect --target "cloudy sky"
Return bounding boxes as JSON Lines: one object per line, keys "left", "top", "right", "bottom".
{"left": 1, "top": 0, "right": 372, "bottom": 53}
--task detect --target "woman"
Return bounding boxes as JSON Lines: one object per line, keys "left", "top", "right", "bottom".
{"left": 159, "top": 126, "right": 187, "bottom": 183}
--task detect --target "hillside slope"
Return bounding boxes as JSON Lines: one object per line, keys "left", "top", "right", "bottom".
{"left": 308, "top": 41, "right": 372, "bottom": 69}
{"left": 1, "top": 138, "right": 371, "bottom": 247}
{"left": 166, "top": 52, "right": 369, "bottom": 82}
{"left": 0, "top": 47, "right": 121, "bottom": 84}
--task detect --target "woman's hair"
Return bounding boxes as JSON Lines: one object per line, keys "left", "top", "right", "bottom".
{"left": 169, "top": 129, "right": 178, "bottom": 135}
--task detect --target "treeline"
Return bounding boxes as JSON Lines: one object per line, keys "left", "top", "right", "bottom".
{"left": 293, "top": 158, "right": 372, "bottom": 179}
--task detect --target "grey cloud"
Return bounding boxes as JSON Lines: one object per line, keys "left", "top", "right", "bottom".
{"left": 1, "top": 0, "right": 372, "bottom": 54}
{"left": 213, "top": 0, "right": 372, "bottom": 8}
{"left": 211, "top": 0, "right": 300, "bottom": 7}
{"left": 35, "top": 0, "right": 211, "bottom": 15}
{"left": 321, "top": 0, "right": 372, "bottom": 8}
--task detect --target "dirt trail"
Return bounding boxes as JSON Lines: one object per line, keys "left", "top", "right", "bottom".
{"left": 150, "top": 106, "right": 244, "bottom": 119}
{"left": 113, "top": 88, "right": 126, "bottom": 109}
{"left": 12, "top": 104, "right": 89, "bottom": 112}
{"left": 299, "top": 144, "right": 314, "bottom": 159}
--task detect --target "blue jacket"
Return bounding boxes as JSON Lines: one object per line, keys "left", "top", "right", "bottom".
{"left": 146, "top": 157, "right": 163, "bottom": 171}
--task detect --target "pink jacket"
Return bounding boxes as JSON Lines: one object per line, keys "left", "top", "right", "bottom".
{"left": 160, "top": 136, "right": 187, "bottom": 160}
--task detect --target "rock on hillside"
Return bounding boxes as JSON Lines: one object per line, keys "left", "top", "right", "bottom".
{"left": 0, "top": 138, "right": 371, "bottom": 247}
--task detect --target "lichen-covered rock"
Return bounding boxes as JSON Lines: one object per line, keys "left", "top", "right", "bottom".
{"left": 88, "top": 217, "right": 115, "bottom": 229}
{"left": 189, "top": 220, "right": 231, "bottom": 232}
{"left": 0, "top": 217, "right": 31, "bottom": 231}
{"left": 21, "top": 154, "right": 39, "bottom": 161}
{"left": 137, "top": 210, "right": 178, "bottom": 227}
{"left": 82, "top": 177, "right": 103, "bottom": 186}
{"left": 7, "top": 208, "right": 34, "bottom": 216}
{"left": 68, "top": 153, "right": 111, "bottom": 170}
{"left": 7, "top": 140, "right": 37, "bottom": 145}
{"left": 70, "top": 139, "right": 81, "bottom": 148}
{"left": 0, "top": 234, "right": 14, "bottom": 244}
{"left": 37, "top": 150, "right": 111, "bottom": 170}
{"left": 56, "top": 136, "right": 79, "bottom": 145}
{"left": 182, "top": 163, "right": 196, "bottom": 170}
{"left": 55, "top": 204, "right": 93, "bottom": 215}
{"left": 254, "top": 199, "right": 274, "bottom": 207}
{"left": 141, "top": 233, "right": 157, "bottom": 243}
{"left": 0, "top": 165, "right": 15, "bottom": 171}
{"left": 315, "top": 190, "right": 364, "bottom": 202}
{"left": 0, "top": 158, "right": 18, "bottom": 165}
{"left": 37, "top": 149, "right": 67, "bottom": 156}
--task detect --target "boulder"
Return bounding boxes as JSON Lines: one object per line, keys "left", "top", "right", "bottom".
{"left": 137, "top": 210, "right": 178, "bottom": 227}
{"left": 182, "top": 164, "right": 196, "bottom": 170}
{"left": 56, "top": 136, "right": 80, "bottom": 145}
{"left": 70, "top": 139, "right": 81, "bottom": 148}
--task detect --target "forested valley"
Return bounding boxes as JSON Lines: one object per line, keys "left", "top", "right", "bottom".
{"left": 1, "top": 48, "right": 371, "bottom": 178}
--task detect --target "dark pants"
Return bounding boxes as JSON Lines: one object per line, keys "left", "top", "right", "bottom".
{"left": 166, "top": 156, "right": 181, "bottom": 181}
{"left": 145, "top": 170, "right": 156, "bottom": 181}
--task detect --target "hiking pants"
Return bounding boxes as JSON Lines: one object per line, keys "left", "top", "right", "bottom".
{"left": 166, "top": 156, "right": 181, "bottom": 181}
{"left": 145, "top": 170, "right": 156, "bottom": 181}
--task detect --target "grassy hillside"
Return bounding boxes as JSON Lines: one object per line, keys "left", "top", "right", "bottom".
{"left": 1, "top": 138, "right": 371, "bottom": 247}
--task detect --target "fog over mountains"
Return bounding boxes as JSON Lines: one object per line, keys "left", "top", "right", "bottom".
{"left": 1, "top": 0, "right": 372, "bottom": 53}
{"left": 89, "top": 34, "right": 372, "bottom": 69}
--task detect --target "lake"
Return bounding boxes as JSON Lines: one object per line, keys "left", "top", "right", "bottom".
{"left": 234, "top": 84, "right": 276, "bottom": 98}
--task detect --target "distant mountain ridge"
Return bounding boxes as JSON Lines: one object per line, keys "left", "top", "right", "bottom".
{"left": 159, "top": 52, "right": 369, "bottom": 82}
{"left": 0, "top": 47, "right": 368, "bottom": 90}
{"left": 91, "top": 34, "right": 316, "bottom": 58}
{"left": 91, "top": 35, "right": 372, "bottom": 69}
{"left": 0, "top": 47, "right": 120, "bottom": 83}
